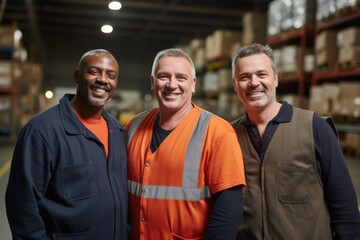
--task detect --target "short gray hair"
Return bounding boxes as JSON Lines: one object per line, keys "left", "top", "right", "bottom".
{"left": 151, "top": 48, "right": 196, "bottom": 78}
{"left": 232, "top": 43, "right": 277, "bottom": 77}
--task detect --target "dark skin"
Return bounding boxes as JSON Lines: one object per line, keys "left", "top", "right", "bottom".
{"left": 70, "top": 49, "right": 119, "bottom": 120}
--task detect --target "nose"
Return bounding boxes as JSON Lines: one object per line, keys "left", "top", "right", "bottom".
{"left": 248, "top": 75, "right": 260, "bottom": 87}
{"left": 166, "top": 76, "right": 177, "bottom": 88}
{"left": 97, "top": 72, "right": 108, "bottom": 84}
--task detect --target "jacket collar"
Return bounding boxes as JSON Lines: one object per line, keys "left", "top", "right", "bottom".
{"left": 59, "top": 94, "right": 123, "bottom": 135}
{"left": 240, "top": 101, "right": 293, "bottom": 126}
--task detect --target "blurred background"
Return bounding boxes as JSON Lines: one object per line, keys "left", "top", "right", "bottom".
{"left": 0, "top": 0, "right": 359, "bottom": 239}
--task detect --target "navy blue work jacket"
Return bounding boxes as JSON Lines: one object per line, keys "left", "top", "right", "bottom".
{"left": 6, "top": 94, "right": 128, "bottom": 239}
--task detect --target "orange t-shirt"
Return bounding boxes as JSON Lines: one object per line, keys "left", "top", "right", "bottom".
{"left": 78, "top": 115, "right": 109, "bottom": 157}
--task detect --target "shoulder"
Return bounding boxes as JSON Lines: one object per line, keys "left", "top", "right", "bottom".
{"left": 199, "top": 111, "right": 236, "bottom": 134}
{"left": 26, "top": 104, "right": 61, "bottom": 129}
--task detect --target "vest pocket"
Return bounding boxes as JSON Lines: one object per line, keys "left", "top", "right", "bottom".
{"left": 278, "top": 166, "right": 310, "bottom": 204}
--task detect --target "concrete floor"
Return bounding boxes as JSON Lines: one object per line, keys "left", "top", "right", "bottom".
{"left": 1, "top": 143, "right": 360, "bottom": 239}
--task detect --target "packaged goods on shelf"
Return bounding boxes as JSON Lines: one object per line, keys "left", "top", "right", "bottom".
{"left": 205, "top": 29, "right": 241, "bottom": 61}
{"left": 308, "top": 84, "right": 340, "bottom": 115}
{"left": 229, "top": 94, "right": 246, "bottom": 120}
{"left": 338, "top": 46, "right": 360, "bottom": 68}
{"left": 316, "top": 30, "right": 338, "bottom": 51}
{"left": 0, "top": 26, "right": 22, "bottom": 49}
{"left": 217, "top": 68, "right": 232, "bottom": 91}
{"left": 203, "top": 72, "right": 218, "bottom": 92}
{"left": 332, "top": 81, "right": 360, "bottom": 118}
{"left": 0, "top": 60, "right": 22, "bottom": 87}
{"left": 278, "top": 94, "right": 300, "bottom": 107}
{"left": 304, "top": 54, "right": 314, "bottom": 73}
{"left": 280, "top": 45, "right": 300, "bottom": 75}
{"left": 229, "top": 42, "right": 242, "bottom": 59}
{"left": 316, "top": 0, "right": 337, "bottom": 21}
{"left": 217, "top": 92, "right": 230, "bottom": 117}
{"left": 194, "top": 47, "right": 205, "bottom": 71}
{"left": 0, "top": 73, "right": 11, "bottom": 87}
{"left": 0, "top": 60, "right": 11, "bottom": 75}
{"left": 333, "top": 98, "right": 360, "bottom": 119}
{"left": 0, "top": 112, "right": 11, "bottom": 132}
{"left": 337, "top": 27, "right": 360, "bottom": 68}
{"left": 315, "top": 30, "right": 338, "bottom": 70}
{"left": 0, "top": 96, "right": 10, "bottom": 110}
{"left": 343, "top": 132, "right": 360, "bottom": 149}
{"left": 339, "top": 81, "right": 360, "bottom": 100}
{"left": 242, "top": 12, "right": 267, "bottom": 44}
{"left": 272, "top": 49, "right": 282, "bottom": 72}
{"left": 188, "top": 38, "right": 204, "bottom": 60}
{"left": 337, "top": 27, "right": 360, "bottom": 47}
{"left": 322, "top": 83, "right": 341, "bottom": 100}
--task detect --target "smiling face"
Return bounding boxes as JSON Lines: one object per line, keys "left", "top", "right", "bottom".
{"left": 74, "top": 51, "right": 118, "bottom": 110}
{"left": 232, "top": 53, "right": 278, "bottom": 112}
{"left": 151, "top": 56, "right": 196, "bottom": 114}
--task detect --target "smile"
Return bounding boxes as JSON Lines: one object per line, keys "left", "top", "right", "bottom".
{"left": 164, "top": 92, "right": 180, "bottom": 96}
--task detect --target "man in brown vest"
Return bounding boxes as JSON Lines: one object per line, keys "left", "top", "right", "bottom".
{"left": 231, "top": 43, "right": 360, "bottom": 239}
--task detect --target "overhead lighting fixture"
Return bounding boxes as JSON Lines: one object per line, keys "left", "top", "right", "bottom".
{"left": 108, "top": 1, "right": 122, "bottom": 10}
{"left": 101, "top": 25, "right": 113, "bottom": 33}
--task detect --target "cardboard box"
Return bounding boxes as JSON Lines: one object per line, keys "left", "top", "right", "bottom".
{"left": 315, "top": 30, "right": 337, "bottom": 52}
{"left": 338, "top": 45, "right": 360, "bottom": 64}
{"left": 208, "top": 30, "right": 242, "bottom": 61}
{"left": 339, "top": 81, "right": 360, "bottom": 100}
{"left": 0, "top": 61, "right": 12, "bottom": 75}
{"left": 337, "top": 27, "right": 360, "bottom": 47}
{"left": 315, "top": 48, "right": 337, "bottom": 69}
{"left": 322, "top": 83, "right": 340, "bottom": 101}
{"left": 0, "top": 74, "right": 12, "bottom": 87}
{"left": 242, "top": 12, "right": 267, "bottom": 44}
{"left": 280, "top": 45, "right": 300, "bottom": 74}
{"left": 308, "top": 98, "right": 329, "bottom": 115}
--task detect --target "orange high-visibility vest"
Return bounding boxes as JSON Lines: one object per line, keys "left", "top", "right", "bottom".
{"left": 126, "top": 104, "right": 245, "bottom": 240}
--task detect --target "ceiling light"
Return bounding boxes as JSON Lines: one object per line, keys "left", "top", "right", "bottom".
{"left": 101, "top": 25, "right": 113, "bottom": 33}
{"left": 45, "top": 90, "right": 54, "bottom": 99}
{"left": 108, "top": 1, "right": 122, "bottom": 10}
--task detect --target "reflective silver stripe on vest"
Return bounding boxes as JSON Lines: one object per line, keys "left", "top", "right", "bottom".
{"left": 183, "top": 111, "right": 212, "bottom": 188}
{"left": 127, "top": 109, "right": 153, "bottom": 146}
{"left": 128, "top": 180, "right": 211, "bottom": 201}
{"left": 128, "top": 111, "right": 213, "bottom": 201}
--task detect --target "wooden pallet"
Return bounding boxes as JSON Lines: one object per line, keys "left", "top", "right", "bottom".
{"left": 337, "top": 60, "right": 360, "bottom": 70}
{"left": 316, "top": 62, "right": 336, "bottom": 72}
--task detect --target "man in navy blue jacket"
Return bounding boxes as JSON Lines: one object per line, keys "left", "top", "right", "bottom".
{"left": 6, "top": 49, "right": 128, "bottom": 239}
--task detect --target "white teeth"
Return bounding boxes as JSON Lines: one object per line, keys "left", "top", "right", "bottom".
{"left": 94, "top": 88, "right": 106, "bottom": 94}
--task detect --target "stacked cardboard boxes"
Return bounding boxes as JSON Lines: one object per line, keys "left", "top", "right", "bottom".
{"left": 337, "top": 27, "right": 360, "bottom": 69}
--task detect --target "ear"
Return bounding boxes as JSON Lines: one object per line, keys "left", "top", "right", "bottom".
{"left": 74, "top": 69, "right": 80, "bottom": 84}
{"left": 192, "top": 77, "right": 197, "bottom": 93}
{"left": 232, "top": 78, "right": 237, "bottom": 92}
{"left": 274, "top": 73, "right": 279, "bottom": 87}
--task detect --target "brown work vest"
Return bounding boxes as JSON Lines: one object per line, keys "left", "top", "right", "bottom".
{"left": 233, "top": 107, "right": 332, "bottom": 240}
